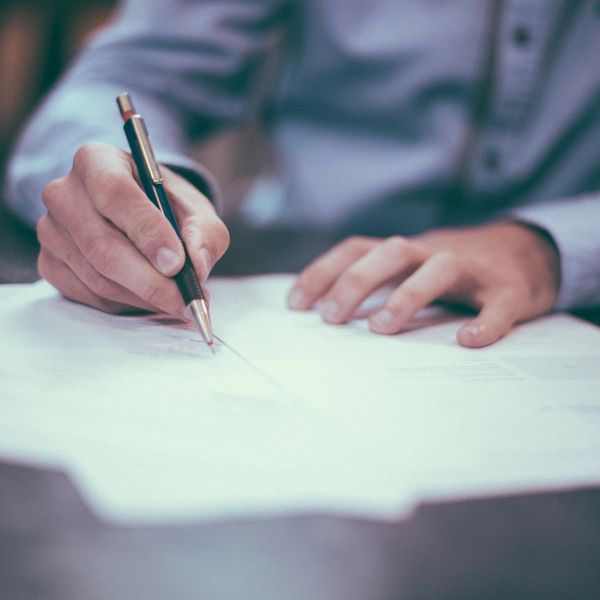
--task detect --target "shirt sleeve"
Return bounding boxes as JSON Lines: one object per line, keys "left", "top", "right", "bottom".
{"left": 510, "top": 195, "right": 600, "bottom": 310}
{"left": 3, "top": 0, "right": 290, "bottom": 226}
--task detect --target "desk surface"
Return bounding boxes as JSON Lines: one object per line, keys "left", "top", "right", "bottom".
{"left": 1, "top": 461, "right": 599, "bottom": 600}
{"left": 1, "top": 202, "right": 600, "bottom": 599}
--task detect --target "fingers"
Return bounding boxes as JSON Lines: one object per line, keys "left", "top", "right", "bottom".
{"left": 72, "top": 144, "right": 186, "bottom": 276}
{"left": 39, "top": 143, "right": 228, "bottom": 318}
{"left": 368, "top": 251, "right": 467, "bottom": 333}
{"left": 38, "top": 251, "right": 134, "bottom": 315}
{"left": 288, "top": 236, "right": 379, "bottom": 310}
{"left": 42, "top": 169, "right": 185, "bottom": 318}
{"left": 318, "top": 236, "right": 428, "bottom": 324}
{"left": 70, "top": 144, "right": 231, "bottom": 280}
{"left": 285, "top": 224, "right": 547, "bottom": 347}
{"left": 457, "top": 295, "right": 518, "bottom": 348}
{"left": 37, "top": 214, "right": 159, "bottom": 313}
{"left": 367, "top": 250, "right": 518, "bottom": 347}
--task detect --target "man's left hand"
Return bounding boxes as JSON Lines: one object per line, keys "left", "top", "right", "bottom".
{"left": 287, "top": 222, "right": 560, "bottom": 348}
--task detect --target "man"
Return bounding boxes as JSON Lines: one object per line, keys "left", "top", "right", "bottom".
{"left": 4, "top": 0, "right": 600, "bottom": 347}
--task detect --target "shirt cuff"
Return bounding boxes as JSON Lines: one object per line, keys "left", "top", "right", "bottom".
{"left": 157, "top": 152, "right": 223, "bottom": 216}
{"left": 509, "top": 195, "right": 600, "bottom": 310}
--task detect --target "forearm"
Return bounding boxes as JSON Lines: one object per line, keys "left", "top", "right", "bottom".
{"left": 4, "top": 0, "right": 288, "bottom": 226}
{"left": 4, "top": 83, "right": 213, "bottom": 226}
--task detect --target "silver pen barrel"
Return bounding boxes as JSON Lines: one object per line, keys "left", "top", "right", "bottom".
{"left": 188, "top": 298, "right": 214, "bottom": 351}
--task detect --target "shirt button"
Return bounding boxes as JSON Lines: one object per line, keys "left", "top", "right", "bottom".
{"left": 511, "top": 25, "right": 532, "bottom": 47}
{"left": 482, "top": 148, "right": 501, "bottom": 172}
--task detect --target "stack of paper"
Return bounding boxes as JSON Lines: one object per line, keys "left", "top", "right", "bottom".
{"left": 0, "top": 276, "right": 598, "bottom": 524}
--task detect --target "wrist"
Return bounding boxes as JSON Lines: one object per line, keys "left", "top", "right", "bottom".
{"left": 505, "top": 219, "right": 561, "bottom": 288}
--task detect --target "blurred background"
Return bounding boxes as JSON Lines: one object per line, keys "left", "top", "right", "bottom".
{"left": 0, "top": 0, "right": 273, "bottom": 283}
{"left": 0, "top": 0, "right": 117, "bottom": 282}
{"left": 0, "top": 0, "right": 116, "bottom": 172}
{"left": 1, "top": 2, "right": 596, "bottom": 320}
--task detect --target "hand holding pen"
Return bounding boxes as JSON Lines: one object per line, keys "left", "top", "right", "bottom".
{"left": 117, "top": 93, "right": 216, "bottom": 348}
{"left": 37, "top": 104, "right": 229, "bottom": 338}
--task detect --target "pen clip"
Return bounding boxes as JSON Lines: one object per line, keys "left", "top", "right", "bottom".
{"left": 117, "top": 93, "right": 163, "bottom": 184}
{"left": 130, "top": 117, "right": 163, "bottom": 184}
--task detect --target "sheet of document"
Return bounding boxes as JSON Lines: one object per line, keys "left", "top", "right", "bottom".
{"left": 0, "top": 276, "right": 599, "bottom": 524}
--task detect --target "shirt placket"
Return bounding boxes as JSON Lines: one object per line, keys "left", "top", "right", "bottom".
{"left": 467, "top": 0, "right": 557, "bottom": 196}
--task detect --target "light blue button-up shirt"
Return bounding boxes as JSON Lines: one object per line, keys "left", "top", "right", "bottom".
{"left": 5, "top": 0, "right": 600, "bottom": 308}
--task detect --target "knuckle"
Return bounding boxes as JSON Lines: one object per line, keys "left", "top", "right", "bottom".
{"left": 73, "top": 143, "right": 110, "bottom": 172}
{"left": 72, "top": 144, "right": 98, "bottom": 172}
{"left": 41, "top": 178, "right": 64, "bottom": 211}
{"left": 35, "top": 215, "right": 51, "bottom": 244}
{"left": 297, "top": 262, "right": 328, "bottom": 290}
{"left": 382, "top": 235, "right": 411, "bottom": 259}
{"left": 399, "top": 283, "right": 424, "bottom": 307}
{"left": 342, "top": 235, "right": 371, "bottom": 253}
{"left": 434, "top": 250, "right": 462, "bottom": 271}
{"left": 339, "top": 269, "right": 368, "bottom": 294}
{"left": 93, "top": 175, "right": 131, "bottom": 214}
{"left": 85, "top": 236, "right": 116, "bottom": 273}
{"left": 62, "top": 243, "right": 80, "bottom": 269}
{"left": 86, "top": 271, "right": 114, "bottom": 299}
{"left": 128, "top": 212, "right": 164, "bottom": 248}
{"left": 142, "top": 282, "right": 167, "bottom": 307}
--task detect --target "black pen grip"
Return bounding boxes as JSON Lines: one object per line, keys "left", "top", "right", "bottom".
{"left": 174, "top": 255, "right": 203, "bottom": 304}
{"left": 153, "top": 184, "right": 205, "bottom": 303}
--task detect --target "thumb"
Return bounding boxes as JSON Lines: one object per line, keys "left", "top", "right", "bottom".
{"left": 457, "top": 296, "right": 518, "bottom": 348}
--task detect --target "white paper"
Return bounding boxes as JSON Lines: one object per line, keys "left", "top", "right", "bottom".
{"left": 0, "top": 276, "right": 599, "bottom": 524}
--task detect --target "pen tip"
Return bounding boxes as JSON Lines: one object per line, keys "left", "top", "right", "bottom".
{"left": 187, "top": 299, "right": 214, "bottom": 352}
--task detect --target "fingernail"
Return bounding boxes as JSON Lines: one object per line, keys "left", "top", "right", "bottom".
{"left": 461, "top": 324, "right": 481, "bottom": 344}
{"left": 198, "top": 247, "right": 213, "bottom": 281}
{"left": 155, "top": 247, "right": 180, "bottom": 275}
{"left": 322, "top": 300, "right": 340, "bottom": 322}
{"left": 370, "top": 309, "right": 395, "bottom": 331}
{"left": 288, "top": 288, "right": 305, "bottom": 309}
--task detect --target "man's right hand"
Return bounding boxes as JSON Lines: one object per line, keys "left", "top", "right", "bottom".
{"left": 36, "top": 143, "right": 230, "bottom": 316}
